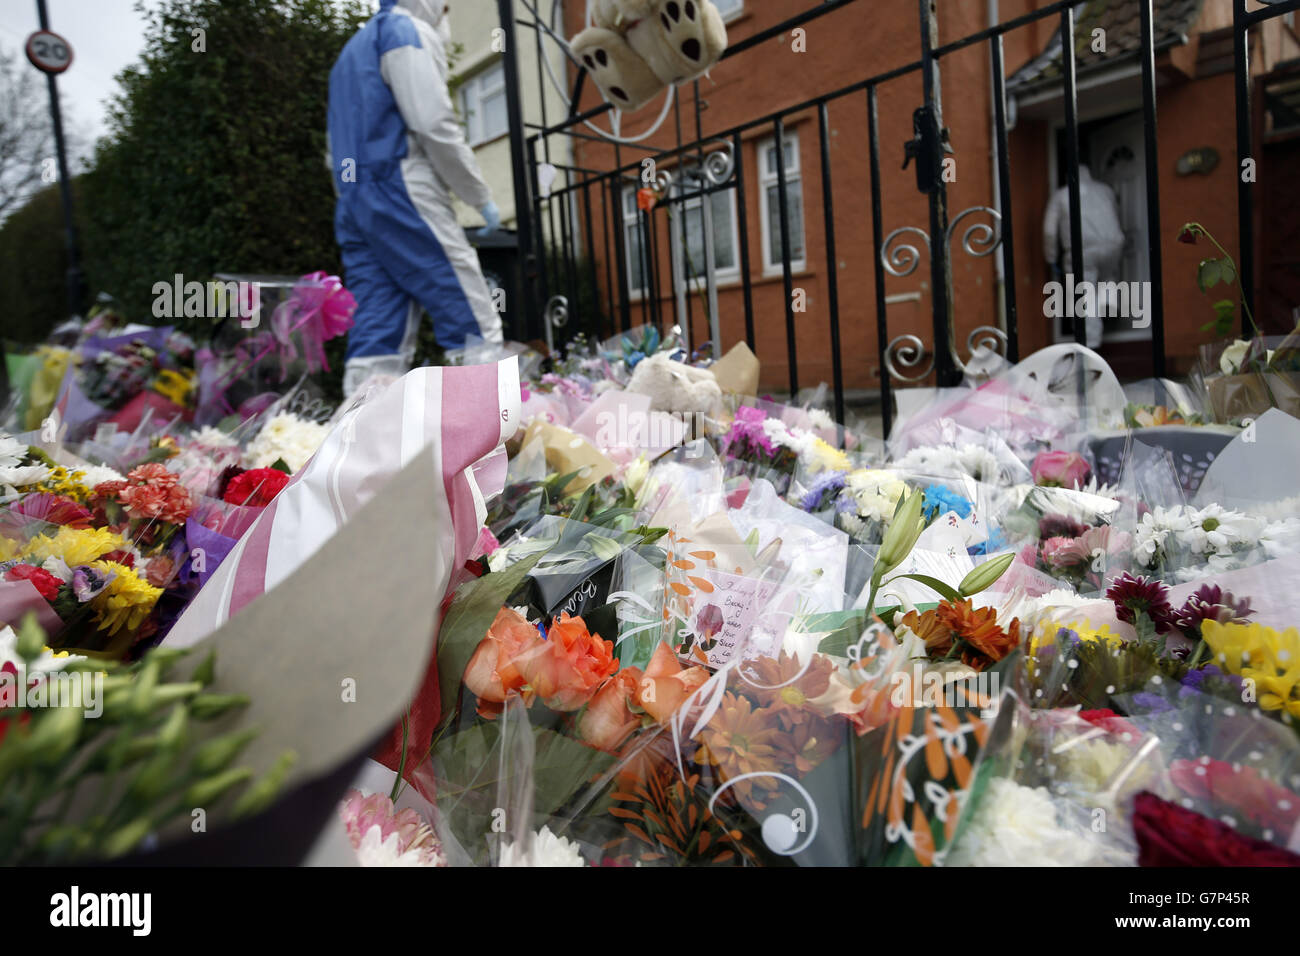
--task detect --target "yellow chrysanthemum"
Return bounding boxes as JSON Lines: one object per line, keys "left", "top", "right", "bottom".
{"left": 0, "top": 536, "right": 18, "bottom": 562}
{"left": 152, "top": 368, "right": 195, "bottom": 407}
{"left": 37, "top": 465, "right": 93, "bottom": 501}
{"left": 21, "top": 526, "right": 128, "bottom": 568}
{"left": 89, "top": 560, "right": 162, "bottom": 636}
{"left": 1203, "top": 620, "right": 1300, "bottom": 717}
{"left": 810, "top": 438, "right": 851, "bottom": 474}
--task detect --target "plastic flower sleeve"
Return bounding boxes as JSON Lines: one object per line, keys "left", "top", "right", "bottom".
{"left": 940, "top": 699, "right": 1155, "bottom": 866}
{"left": 1117, "top": 684, "right": 1300, "bottom": 852}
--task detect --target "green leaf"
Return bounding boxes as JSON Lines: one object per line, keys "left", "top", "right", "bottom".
{"left": 1197, "top": 259, "right": 1223, "bottom": 293}
{"left": 435, "top": 553, "right": 542, "bottom": 727}
{"left": 882, "top": 573, "right": 963, "bottom": 604}
{"left": 269, "top": 458, "right": 292, "bottom": 475}
{"left": 1219, "top": 259, "right": 1237, "bottom": 286}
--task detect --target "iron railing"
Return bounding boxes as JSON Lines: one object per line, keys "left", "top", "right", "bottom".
{"left": 497, "top": 0, "right": 1300, "bottom": 433}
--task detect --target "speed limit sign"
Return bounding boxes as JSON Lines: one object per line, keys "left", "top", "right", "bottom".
{"left": 25, "top": 30, "right": 73, "bottom": 75}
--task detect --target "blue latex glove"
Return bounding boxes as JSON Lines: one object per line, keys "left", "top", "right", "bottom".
{"left": 477, "top": 201, "right": 501, "bottom": 239}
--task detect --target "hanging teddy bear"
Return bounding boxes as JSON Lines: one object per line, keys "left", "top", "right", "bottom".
{"left": 570, "top": 0, "right": 728, "bottom": 113}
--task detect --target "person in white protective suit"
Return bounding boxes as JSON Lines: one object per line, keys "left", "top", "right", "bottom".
{"left": 328, "top": 0, "right": 503, "bottom": 395}
{"left": 1043, "top": 165, "right": 1127, "bottom": 349}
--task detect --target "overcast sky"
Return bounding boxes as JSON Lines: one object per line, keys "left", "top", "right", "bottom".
{"left": 0, "top": 0, "right": 163, "bottom": 147}
{"left": 0, "top": 0, "right": 376, "bottom": 149}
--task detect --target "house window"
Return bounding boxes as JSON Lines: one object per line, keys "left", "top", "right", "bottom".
{"left": 459, "top": 61, "right": 508, "bottom": 146}
{"left": 714, "top": 0, "right": 744, "bottom": 21}
{"left": 678, "top": 171, "right": 740, "bottom": 283}
{"left": 758, "top": 132, "right": 806, "bottom": 273}
{"left": 622, "top": 187, "right": 649, "bottom": 296}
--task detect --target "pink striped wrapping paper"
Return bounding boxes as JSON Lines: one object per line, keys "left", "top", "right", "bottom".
{"left": 162, "top": 358, "right": 521, "bottom": 776}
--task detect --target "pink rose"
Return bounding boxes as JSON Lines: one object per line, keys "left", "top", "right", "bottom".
{"left": 1031, "top": 450, "right": 1091, "bottom": 488}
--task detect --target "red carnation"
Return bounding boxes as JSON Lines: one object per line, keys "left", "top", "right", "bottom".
{"left": 1078, "top": 708, "right": 1143, "bottom": 740}
{"left": 4, "top": 563, "right": 63, "bottom": 602}
{"left": 1132, "top": 791, "right": 1300, "bottom": 867}
{"left": 223, "top": 468, "right": 290, "bottom": 508}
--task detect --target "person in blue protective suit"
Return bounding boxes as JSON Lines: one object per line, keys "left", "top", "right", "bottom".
{"left": 328, "top": 0, "right": 504, "bottom": 394}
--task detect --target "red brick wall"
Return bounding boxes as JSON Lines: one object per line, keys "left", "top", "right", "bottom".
{"left": 557, "top": 0, "right": 1281, "bottom": 390}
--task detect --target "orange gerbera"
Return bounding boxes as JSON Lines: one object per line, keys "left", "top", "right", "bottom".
{"left": 772, "top": 712, "right": 842, "bottom": 775}
{"left": 902, "top": 600, "right": 1021, "bottom": 671}
{"left": 737, "top": 650, "right": 833, "bottom": 727}
{"left": 694, "top": 693, "right": 782, "bottom": 809}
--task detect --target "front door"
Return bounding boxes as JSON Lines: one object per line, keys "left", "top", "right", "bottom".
{"left": 1090, "top": 111, "right": 1151, "bottom": 344}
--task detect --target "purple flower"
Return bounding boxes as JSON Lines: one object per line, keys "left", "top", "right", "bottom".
{"left": 1130, "top": 691, "right": 1172, "bottom": 714}
{"left": 1039, "top": 514, "right": 1089, "bottom": 540}
{"left": 724, "top": 406, "right": 775, "bottom": 459}
{"left": 1174, "top": 584, "right": 1254, "bottom": 636}
{"left": 1106, "top": 572, "right": 1175, "bottom": 634}
{"left": 71, "top": 565, "right": 115, "bottom": 603}
{"left": 800, "top": 471, "right": 847, "bottom": 512}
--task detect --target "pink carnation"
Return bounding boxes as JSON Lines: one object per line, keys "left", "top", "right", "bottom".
{"left": 117, "top": 463, "right": 194, "bottom": 524}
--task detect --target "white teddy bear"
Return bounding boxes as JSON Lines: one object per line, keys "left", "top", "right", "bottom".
{"left": 571, "top": 0, "right": 728, "bottom": 112}
{"left": 626, "top": 351, "right": 723, "bottom": 416}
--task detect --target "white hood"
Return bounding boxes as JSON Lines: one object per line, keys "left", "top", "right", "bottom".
{"left": 400, "top": 0, "right": 447, "bottom": 30}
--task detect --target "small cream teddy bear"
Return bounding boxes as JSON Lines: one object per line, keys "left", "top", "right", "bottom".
{"left": 571, "top": 0, "right": 728, "bottom": 112}
{"left": 626, "top": 351, "right": 723, "bottom": 416}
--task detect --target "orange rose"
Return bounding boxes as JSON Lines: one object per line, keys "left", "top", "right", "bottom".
{"left": 512, "top": 613, "right": 618, "bottom": 711}
{"left": 463, "top": 607, "right": 541, "bottom": 706}
{"left": 578, "top": 666, "right": 644, "bottom": 751}
{"left": 636, "top": 642, "right": 710, "bottom": 724}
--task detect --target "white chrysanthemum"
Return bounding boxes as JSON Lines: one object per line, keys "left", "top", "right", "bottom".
{"left": 1076, "top": 476, "right": 1120, "bottom": 501}
{"left": 192, "top": 425, "right": 240, "bottom": 450}
{"left": 0, "top": 435, "right": 26, "bottom": 469}
{"left": 942, "top": 778, "right": 1133, "bottom": 867}
{"left": 806, "top": 408, "right": 835, "bottom": 432}
{"left": 893, "top": 443, "right": 1001, "bottom": 483}
{"left": 0, "top": 464, "right": 52, "bottom": 488}
{"left": 1253, "top": 495, "right": 1300, "bottom": 522}
{"left": 1260, "top": 516, "right": 1300, "bottom": 559}
{"left": 846, "top": 468, "right": 907, "bottom": 523}
{"left": 498, "top": 826, "right": 587, "bottom": 867}
{"left": 75, "top": 465, "right": 124, "bottom": 487}
{"left": 354, "top": 824, "right": 445, "bottom": 867}
{"left": 244, "top": 413, "right": 331, "bottom": 473}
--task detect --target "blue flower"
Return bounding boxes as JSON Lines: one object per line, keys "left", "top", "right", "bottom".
{"left": 922, "top": 483, "right": 972, "bottom": 521}
{"left": 625, "top": 350, "right": 647, "bottom": 369}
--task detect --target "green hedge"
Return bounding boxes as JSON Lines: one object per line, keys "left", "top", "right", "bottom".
{"left": 60, "top": 0, "right": 371, "bottom": 339}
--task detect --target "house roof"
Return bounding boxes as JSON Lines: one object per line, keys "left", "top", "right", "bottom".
{"left": 1008, "top": 0, "right": 1205, "bottom": 91}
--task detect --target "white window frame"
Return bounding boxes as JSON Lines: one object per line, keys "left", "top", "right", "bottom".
{"left": 757, "top": 131, "right": 807, "bottom": 275}
{"left": 622, "top": 186, "right": 650, "bottom": 298}
{"left": 676, "top": 171, "right": 741, "bottom": 286}
{"left": 458, "top": 61, "right": 508, "bottom": 147}
{"left": 714, "top": 0, "right": 745, "bottom": 22}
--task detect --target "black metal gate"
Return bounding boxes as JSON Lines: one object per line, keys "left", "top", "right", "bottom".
{"left": 498, "top": 0, "right": 1300, "bottom": 434}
